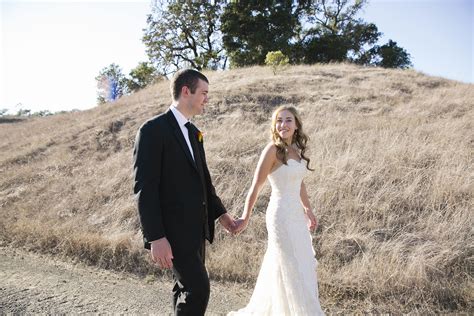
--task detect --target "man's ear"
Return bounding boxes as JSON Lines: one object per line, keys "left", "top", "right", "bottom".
{"left": 181, "top": 85, "right": 189, "bottom": 97}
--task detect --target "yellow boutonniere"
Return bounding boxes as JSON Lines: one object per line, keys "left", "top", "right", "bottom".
{"left": 197, "top": 131, "right": 203, "bottom": 142}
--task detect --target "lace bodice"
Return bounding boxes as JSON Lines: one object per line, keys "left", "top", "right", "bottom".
{"left": 268, "top": 159, "right": 307, "bottom": 199}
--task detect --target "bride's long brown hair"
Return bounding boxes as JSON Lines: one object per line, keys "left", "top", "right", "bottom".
{"left": 271, "top": 106, "right": 314, "bottom": 171}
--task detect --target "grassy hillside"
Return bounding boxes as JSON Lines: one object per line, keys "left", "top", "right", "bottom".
{"left": 1, "top": 64, "right": 472, "bottom": 313}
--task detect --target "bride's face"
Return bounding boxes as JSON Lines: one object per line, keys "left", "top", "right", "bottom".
{"left": 275, "top": 110, "right": 297, "bottom": 142}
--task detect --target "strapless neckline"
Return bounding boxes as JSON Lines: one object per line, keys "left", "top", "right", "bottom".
{"left": 270, "top": 158, "right": 303, "bottom": 175}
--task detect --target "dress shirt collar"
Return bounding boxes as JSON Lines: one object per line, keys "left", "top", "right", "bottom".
{"left": 170, "top": 105, "right": 189, "bottom": 128}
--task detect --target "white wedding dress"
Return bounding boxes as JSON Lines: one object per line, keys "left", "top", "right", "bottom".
{"left": 229, "top": 159, "right": 324, "bottom": 316}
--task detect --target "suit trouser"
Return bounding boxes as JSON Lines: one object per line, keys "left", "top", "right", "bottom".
{"left": 172, "top": 241, "right": 208, "bottom": 316}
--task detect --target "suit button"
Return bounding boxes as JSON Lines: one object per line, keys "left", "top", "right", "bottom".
{"left": 202, "top": 202, "right": 206, "bottom": 206}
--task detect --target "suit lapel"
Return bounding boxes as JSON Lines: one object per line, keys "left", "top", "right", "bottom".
{"left": 188, "top": 123, "right": 210, "bottom": 240}
{"left": 165, "top": 110, "right": 197, "bottom": 171}
{"left": 188, "top": 124, "right": 206, "bottom": 180}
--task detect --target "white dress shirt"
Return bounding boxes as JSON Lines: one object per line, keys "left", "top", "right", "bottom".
{"left": 170, "top": 105, "right": 194, "bottom": 161}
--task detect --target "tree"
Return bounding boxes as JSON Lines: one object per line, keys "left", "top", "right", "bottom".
{"left": 141, "top": 0, "right": 411, "bottom": 71}
{"left": 143, "top": 0, "right": 226, "bottom": 76}
{"left": 357, "top": 39, "right": 412, "bottom": 69}
{"left": 265, "top": 50, "right": 289, "bottom": 74}
{"left": 95, "top": 63, "right": 128, "bottom": 104}
{"left": 298, "top": 0, "right": 382, "bottom": 64}
{"left": 220, "top": 0, "right": 411, "bottom": 69}
{"left": 32, "top": 110, "right": 53, "bottom": 117}
{"left": 16, "top": 108, "right": 31, "bottom": 116}
{"left": 221, "top": 1, "right": 299, "bottom": 67}
{"left": 374, "top": 40, "right": 413, "bottom": 69}
{"left": 126, "top": 62, "right": 159, "bottom": 93}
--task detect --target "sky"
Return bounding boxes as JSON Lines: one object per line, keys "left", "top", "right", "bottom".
{"left": 0, "top": 0, "right": 472, "bottom": 113}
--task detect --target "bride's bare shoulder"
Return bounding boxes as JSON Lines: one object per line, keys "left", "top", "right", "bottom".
{"left": 262, "top": 142, "right": 277, "bottom": 156}
{"left": 259, "top": 142, "right": 277, "bottom": 164}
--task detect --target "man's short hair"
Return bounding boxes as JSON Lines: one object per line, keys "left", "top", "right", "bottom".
{"left": 170, "top": 69, "right": 209, "bottom": 101}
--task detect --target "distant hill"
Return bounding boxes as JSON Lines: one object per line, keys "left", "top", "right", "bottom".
{"left": 0, "top": 64, "right": 472, "bottom": 313}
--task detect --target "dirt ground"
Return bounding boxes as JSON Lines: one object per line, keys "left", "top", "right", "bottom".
{"left": 0, "top": 246, "right": 251, "bottom": 315}
{"left": 2, "top": 246, "right": 459, "bottom": 315}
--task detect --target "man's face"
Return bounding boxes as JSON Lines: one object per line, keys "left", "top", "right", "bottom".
{"left": 188, "top": 79, "right": 209, "bottom": 116}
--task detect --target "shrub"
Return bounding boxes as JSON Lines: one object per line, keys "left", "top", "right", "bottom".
{"left": 265, "top": 50, "right": 289, "bottom": 75}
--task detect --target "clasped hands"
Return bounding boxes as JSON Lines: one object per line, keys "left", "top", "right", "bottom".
{"left": 150, "top": 213, "right": 246, "bottom": 269}
{"left": 218, "top": 213, "right": 247, "bottom": 235}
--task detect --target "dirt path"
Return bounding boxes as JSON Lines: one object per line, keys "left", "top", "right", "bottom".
{"left": 0, "top": 246, "right": 251, "bottom": 315}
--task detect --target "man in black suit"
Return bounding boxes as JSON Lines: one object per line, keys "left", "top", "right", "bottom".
{"left": 133, "top": 69, "right": 236, "bottom": 315}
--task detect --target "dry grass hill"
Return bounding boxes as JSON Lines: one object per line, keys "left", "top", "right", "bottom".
{"left": 0, "top": 64, "right": 472, "bottom": 313}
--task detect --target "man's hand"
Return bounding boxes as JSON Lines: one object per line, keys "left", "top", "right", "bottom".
{"left": 150, "top": 237, "right": 174, "bottom": 269}
{"left": 219, "top": 213, "right": 237, "bottom": 234}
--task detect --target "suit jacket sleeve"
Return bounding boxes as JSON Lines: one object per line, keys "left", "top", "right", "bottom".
{"left": 133, "top": 123, "right": 165, "bottom": 245}
{"left": 200, "top": 144, "right": 227, "bottom": 220}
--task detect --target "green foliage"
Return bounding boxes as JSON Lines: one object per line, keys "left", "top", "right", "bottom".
{"left": 265, "top": 51, "right": 289, "bottom": 74}
{"left": 14, "top": 108, "right": 53, "bottom": 117}
{"left": 0, "top": 108, "right": 8, "bottom": 116}
{"left": 95, "top": 62, "right": 158, "bottom": 104}
{"left": 221, "top": 1, "right": 298, "bottom": 67}
{"left": 220, "top": 0, "right": 411, "bottom": 69}
{"left": 292, "top": 0, "right": 382, "bottom": 64}
{"left": 126, "top": 62, "right": 159, "bottom": 93}
{"left": 95, "top": 63, "right": 128, "bottom": 104}
{"left": 375, "top": 40, "right": 413, "bottom": 69}
{"left": 16, "top": 108, "right": 31, "bottom": 116}
{"left": 356, "top": 40, "right": 413, "bottom": 69}
{"left": 138, "top": 0, "right": 411, "bottom": 73}
{"left": 32, "top": 110, "right": 53, "bottom": 117}
{"left": 143, "top": 0, "right": 226, "bottom": 75}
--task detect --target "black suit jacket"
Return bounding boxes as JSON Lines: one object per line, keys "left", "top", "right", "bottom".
{"left": 133, "top": 110, "right": 226, "bottom": 254}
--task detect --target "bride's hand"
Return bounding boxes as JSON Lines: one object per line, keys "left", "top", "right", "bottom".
{"left": 234, "top": 218, "right": 248, "bottom": 235}
{"left": 306, "top": 211, "right": 318, "bottom": 232}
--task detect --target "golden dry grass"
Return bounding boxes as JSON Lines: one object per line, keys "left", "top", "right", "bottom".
{"left": 1, "top": 64, "right": 472, "bottom": 313}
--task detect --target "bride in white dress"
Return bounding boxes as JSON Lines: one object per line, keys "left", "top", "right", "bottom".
{"left": 229, "top": 106, "right": 324, "bottom": 316}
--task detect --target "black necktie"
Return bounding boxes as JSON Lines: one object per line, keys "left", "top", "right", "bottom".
{"left": 185, "top": 122, "right": 200, "bottom": 164}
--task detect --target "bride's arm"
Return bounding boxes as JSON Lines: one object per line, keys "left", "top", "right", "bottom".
{"left": 300, "top": 181, "right": 318, "bottom": 232}
{"left": 235, "top": 143, "right": 276, "bottom": 233}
